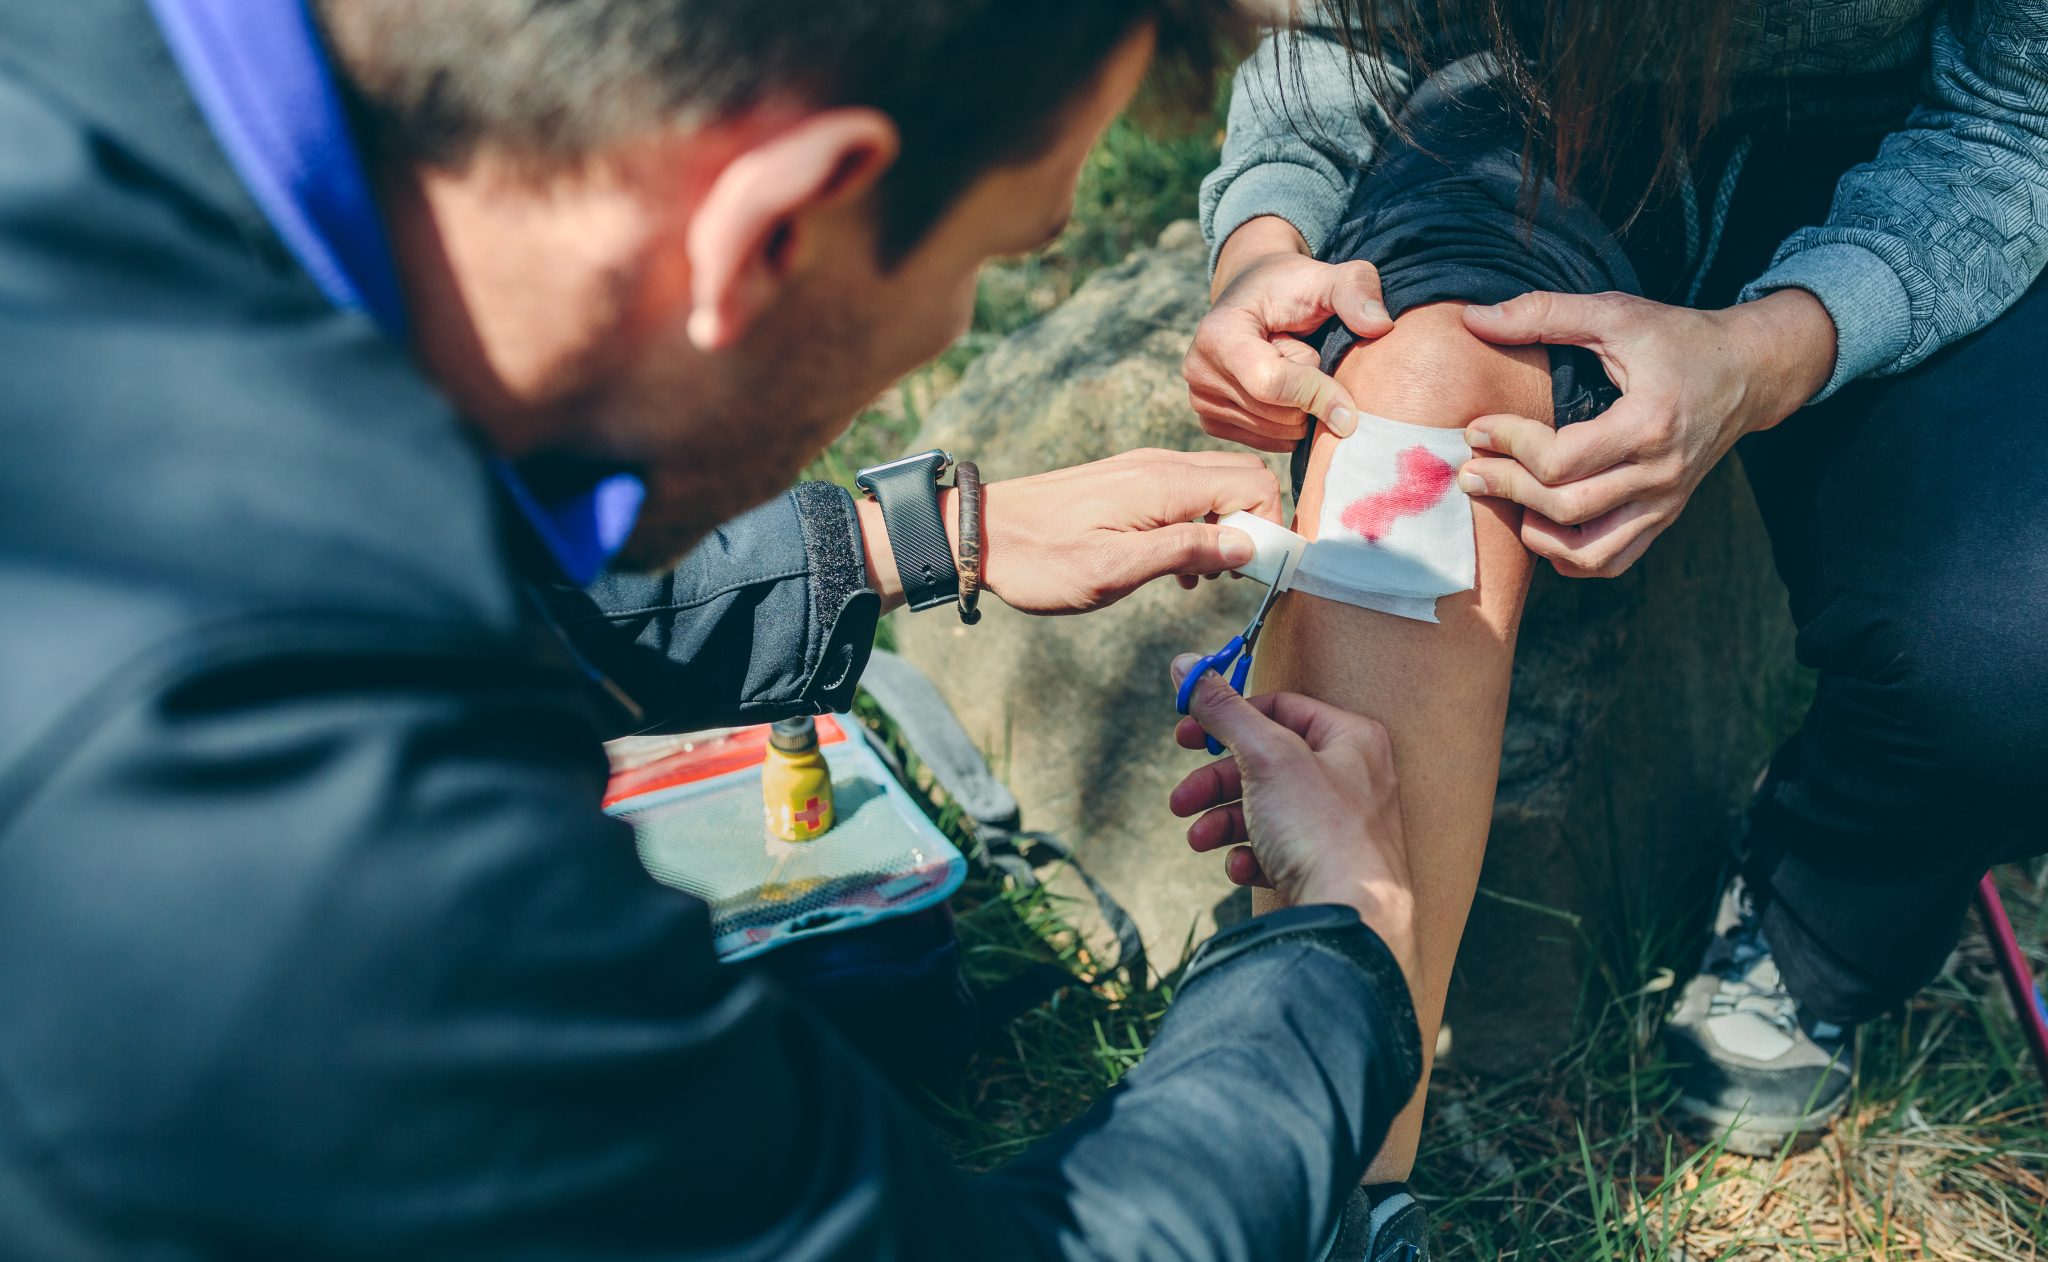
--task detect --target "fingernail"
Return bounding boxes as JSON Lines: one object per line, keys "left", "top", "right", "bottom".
{"left": 1326, "top": 407, "right": 1356, "bottom": 437}
{"left": 1468, "top": 303, "right": 1505, "bottom": 320}
{"left": 1457, "top": 470, "right": 1487, "bottom": 495}
{"left": 1360, "top": 299, "right": 1391, "bottom": 327}
{"left": 1218, "top": 528, "right": 1255, "bottom": 567}
{"left": 1171, "top": 653, "right": 1198, "bottom": 683}
{"left": 1466, "top": 425, "right": 1491, "bottom": 449}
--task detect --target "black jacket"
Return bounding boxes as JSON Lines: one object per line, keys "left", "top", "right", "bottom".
{"left": 0, "top": 5, "right": 1422, "bottom": 1258}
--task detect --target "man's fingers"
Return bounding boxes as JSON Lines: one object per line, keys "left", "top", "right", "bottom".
{"left": 1169, "top": 754, "right": 1242, "bottom": 817}
{"left": 1174, "top": 713, "right": 1215, "bottom": 751}
{"left": 1154, "top": 461, "right": 1286, "bottom": 527}
{"left": 1133, "top": 522, "right": 1262, "bottom": 580}
{"left": 1463, "top": 290, "right": 1635, "bottom": 349}
{"left": 1223, "top": 845, "right": 1273, "bottom": 889}
{"left": 1236, "top": 688, "right": 1380, "bottom": 754}
{"left": 1171, "top": 652, "right": 1375, "bottom": 756}
{"left": 1458, "top": 458, "right": 1647, "bottom": 526}
{"left": 1137, "top": 448, "right": 1276, "bottom": 471}
{"left": 1174, "top": 663, "right": 1294, "bottom": 760}
{"left": 1186, "top": 804, "right": 1248, "bottom": 854}
{"left": 1173, "top": 666, "right": 1366, "bottom": 760}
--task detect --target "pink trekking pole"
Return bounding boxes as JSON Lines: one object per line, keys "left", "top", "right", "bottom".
{"left": 1977, "top": 872, "right": 2048, "bottom": 1087}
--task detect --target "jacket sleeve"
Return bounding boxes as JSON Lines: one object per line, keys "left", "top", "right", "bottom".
{"left": 982, "top": 906, "right": 1423, "bottom": 1260}
{"left": 0, "top": 625, "right": 1420, "bottom": 1260}
{"left": 1199, "top": 14, "right": 1411, "bottom": 273}
{"left": 1739, "top": 0, "right": 2048, "bottom": 400}
{"left": 555, "top": 481, "right": 882, "bottom": 731}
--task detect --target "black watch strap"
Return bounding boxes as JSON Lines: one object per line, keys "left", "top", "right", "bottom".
{"left": 857, "top": 450, "right": 959, "bottom": 612}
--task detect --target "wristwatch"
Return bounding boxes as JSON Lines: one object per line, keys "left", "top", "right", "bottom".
{"left": 857, "top": 449, "right": 959, "bottom": 612}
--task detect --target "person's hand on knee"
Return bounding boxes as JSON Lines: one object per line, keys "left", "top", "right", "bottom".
{"left": 1183, "top": 216, "right": 1396, "bottom": 452}
{"left": 1167, "top": 658, "right": 1418, "bottom": 986}
{"left": 1457, "top": 288, "right": 1837, "bottom": 577}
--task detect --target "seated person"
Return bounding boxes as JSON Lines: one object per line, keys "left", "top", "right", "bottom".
{"left": 1187, "top": 4, "right": 2048, "bottom": 1256}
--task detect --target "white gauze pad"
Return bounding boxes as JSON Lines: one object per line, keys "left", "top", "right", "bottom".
{"left": 1290, "top": 412, "right": 1476, "bottom": 624}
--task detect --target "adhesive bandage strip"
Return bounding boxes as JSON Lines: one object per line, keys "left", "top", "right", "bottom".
{"left": 1218, "top": 509, "right": 1307, "bottom": 591}
{"left": 1221, "top": 412, "right": 1477, "bottom": 624}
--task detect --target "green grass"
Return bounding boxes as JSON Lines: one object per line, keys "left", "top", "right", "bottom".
{"left": 808, "top": 109, "right": 1225, "bottom": 490}
{"left": 974, "top": 112, "right": 1226, "bottom": 339}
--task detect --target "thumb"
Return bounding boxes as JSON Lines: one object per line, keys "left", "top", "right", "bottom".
{"left": 1463, "top": 290, "right": 1625, "bottom": 349}
{"left": 1141, "top": 521, "right": 1258, "bottom": 579}
{"left": 1172, "top": 655, "right": 1284, "bottom": 761}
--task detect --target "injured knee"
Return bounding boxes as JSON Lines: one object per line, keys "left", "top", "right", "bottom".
{"left": 1330, "top": 302, "right": 1552, "bottom": 429}
{"left": 1265, "top": 304, "right": 1554, "bottom": 621}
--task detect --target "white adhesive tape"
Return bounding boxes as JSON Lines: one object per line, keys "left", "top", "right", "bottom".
{"left": 1218, "top": 511, "right": 1307, "bottom": 591}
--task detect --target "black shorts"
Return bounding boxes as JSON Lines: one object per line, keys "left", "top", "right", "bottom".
{"left": 1312, "top": 57, "right": 1906, "bottom": 426}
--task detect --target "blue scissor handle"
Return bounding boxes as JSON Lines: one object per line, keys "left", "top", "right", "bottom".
{"left": 1176, "top": 635, "right": 1252, "bottom": 755}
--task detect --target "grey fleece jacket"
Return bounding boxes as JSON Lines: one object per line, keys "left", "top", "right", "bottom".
{"left": 1200, "top": 1, "right": 2048, "bottom": 400}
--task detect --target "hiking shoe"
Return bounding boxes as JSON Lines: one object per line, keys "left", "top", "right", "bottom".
{"left": 1324, "top": 1182, "right": 1428, "bottom": 1261}
{"left": 1665, "top": 874, "right": 1852, "bottom": 1155}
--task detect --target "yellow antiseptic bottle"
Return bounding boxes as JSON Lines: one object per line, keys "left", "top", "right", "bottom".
{"left": 762, "top": 716, "right": 835, "bottom": 841}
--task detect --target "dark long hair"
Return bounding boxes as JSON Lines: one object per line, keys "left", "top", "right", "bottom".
{"left": 1323, "top": 0, "right": 1746, "bottom": 210}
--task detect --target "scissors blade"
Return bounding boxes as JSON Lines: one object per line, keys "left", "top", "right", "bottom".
{"left": 1240, "top": 577, "right": 1286, "bottom": 649}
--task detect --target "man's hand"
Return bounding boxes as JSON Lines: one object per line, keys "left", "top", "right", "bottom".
{"left": 856, "top": 449, "right": 1284, "bottom": 615}
{"left": 1456, "top": 288, "right": 1837, "bottom": 577}
{"left": 1183, "top": 217, "right": 1395, "bottom": 453}
{"left": 1168, "top": 658, "right": 1417, "bottom": 984}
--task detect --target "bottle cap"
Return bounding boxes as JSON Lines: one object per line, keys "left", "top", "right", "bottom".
{"left": 768, "top": 715, "right": 819, "bottom": 754}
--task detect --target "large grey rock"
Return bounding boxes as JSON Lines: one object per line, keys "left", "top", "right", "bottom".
{"left": 893, "top": 221, "right": 1801, "bottom": 1073}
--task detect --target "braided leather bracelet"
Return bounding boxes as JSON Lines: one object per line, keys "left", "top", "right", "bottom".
{"left": 954, "top": 461, "right": 983, "bottom": 625}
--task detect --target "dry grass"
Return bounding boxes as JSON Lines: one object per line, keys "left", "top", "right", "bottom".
{"left": 1417, "top": 866, "right": 2047, "bottom": 1261}
{"left": 1659, "top": 1121, "right": 2046, "bottom": 1261}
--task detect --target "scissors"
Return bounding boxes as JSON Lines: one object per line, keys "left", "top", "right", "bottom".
{"left": 1175, "top": 577, "right": 1287, "bottom": 755}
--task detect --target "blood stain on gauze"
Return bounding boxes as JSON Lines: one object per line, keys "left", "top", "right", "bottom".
{"left": 1340, "top": 445, "right": 1458, "bottom": 542}
{"left": 1290, "top": 413, "right": 1477, "bottom": 624}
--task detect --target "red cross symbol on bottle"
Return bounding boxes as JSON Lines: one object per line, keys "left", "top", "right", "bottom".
{"left": 793, "top": 797, "right": 827, "bottom": 831}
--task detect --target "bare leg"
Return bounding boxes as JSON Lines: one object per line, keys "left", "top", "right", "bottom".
{"left": 1250, "top": 303, "right": 1552, "bottom": 1182}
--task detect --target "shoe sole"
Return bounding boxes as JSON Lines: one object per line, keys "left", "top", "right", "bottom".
{"left": 1670, "top": 1093, "right": 1846, "bottom": 1157}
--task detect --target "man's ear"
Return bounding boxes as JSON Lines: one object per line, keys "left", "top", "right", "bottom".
{"left": 684, "top": 108, "right": 899, "bottom": 351}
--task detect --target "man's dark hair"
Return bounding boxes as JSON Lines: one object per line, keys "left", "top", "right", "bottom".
{"left": 315, "top": 0, "right": 1240, "bottom": 260}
